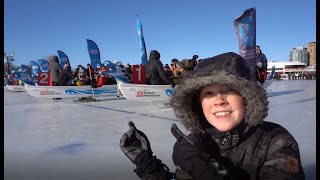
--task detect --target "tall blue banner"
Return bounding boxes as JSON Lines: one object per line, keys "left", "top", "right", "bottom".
{"left": 37, "top": 59, "right": 49, "bottom": 72}
{"left": 57, "top": 50, "right": 71, "bottom": 68}
{"left": 30, "top": 60, "right": 40, "bottom": 77}
{"left": 136, "top": 17, "right": 148, "bottom": 65}
{"left": 87, "top": 39, "right": 101, "bottom": 71}
{"left": 234, "top": 7, "right": 256, "bottom": 81}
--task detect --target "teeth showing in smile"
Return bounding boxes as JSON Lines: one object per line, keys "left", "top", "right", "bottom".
{"left": 214, "top": 112, "right": 230, "bottom": 116}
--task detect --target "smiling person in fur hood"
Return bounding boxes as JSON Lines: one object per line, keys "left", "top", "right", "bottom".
{"left": 119, "top": 52, "right": 305, "bottom": 180}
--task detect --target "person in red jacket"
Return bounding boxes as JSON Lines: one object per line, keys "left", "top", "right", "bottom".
{"left": 94, "top": 72, "right": 107, "bottom": 87}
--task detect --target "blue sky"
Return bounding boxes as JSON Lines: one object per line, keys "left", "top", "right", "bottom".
{"left": 4, "top": 0, "right": 316, "bottom": 67}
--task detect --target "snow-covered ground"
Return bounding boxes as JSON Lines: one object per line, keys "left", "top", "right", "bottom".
{"left": 4, "top": 80, "right": 316, "bottom": 180}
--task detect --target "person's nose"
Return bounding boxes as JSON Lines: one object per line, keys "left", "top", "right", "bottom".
{"left": 213, "top": 93, "right": 227, "bottom": 106}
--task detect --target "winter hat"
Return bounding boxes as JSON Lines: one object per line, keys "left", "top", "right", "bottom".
{"left": 48, "top": 55, "right": 59, "bottom": 63}
{"left": 170, "top": 52, "right": 268, "bottom": 132}
{"left": 192, "top": 55, "right": 199, "bottom": 60}
{"left": 181, "top": 59, "right": 190, "bottom": 65}
{"left": 149, "top": 50, "right": 160, "bottom": 60}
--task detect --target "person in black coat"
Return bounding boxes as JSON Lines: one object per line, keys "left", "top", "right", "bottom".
{"left": 57, "top": 62, "right": 73, "bottom": 86}
{"left": 120, "top": 52, "right": 305, "bottom": 180}
{"left": 256, "top": 45, "right": 268, "bottom": 85}
{"left": 163, "top": 64, "right": 174, "bottom": 80}
{"left": 145, "top": 50, "right": 171, "bottom": 85}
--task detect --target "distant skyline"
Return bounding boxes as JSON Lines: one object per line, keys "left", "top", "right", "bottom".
{"left": 4, "top": 0, "right": 316, "bottom": 67}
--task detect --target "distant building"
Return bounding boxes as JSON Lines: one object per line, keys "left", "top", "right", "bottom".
{"left": 267, "top": 61, "right": 315, "bottom": 80}
{"left": 289, "top": 47, "right": 309, "bottom": 65}
{"left": 307, "top": 42, "right": 316, "bottom": 67}
{"left": 267, "top": 61, "right": 307, "bottom": 74}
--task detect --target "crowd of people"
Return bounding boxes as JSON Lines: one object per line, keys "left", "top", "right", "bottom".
{"left": 7, "top": 46, "right": 270, "bottom": 88}
{"left": 144, "top": 46, "right": 270, "bottom": 88}
{"left": 47, "top": 55, "right": 119, "bottom": 87}
{"left": 144, "top": 50, "right": 199, "bottom": 87}
{"left": 46, "top": 52, "right": 202, "bottom": 88}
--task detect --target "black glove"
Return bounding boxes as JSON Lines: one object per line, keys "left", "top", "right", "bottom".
{"left": 120, "top": 121, "right": 172, "bottom": 178}
{"left": 120, "top": 121, "right": 153, "bottom": 166}
{"left": 171, "top": 124, "right": 229, "bottom": 179}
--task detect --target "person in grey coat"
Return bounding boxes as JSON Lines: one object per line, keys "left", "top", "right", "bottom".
{"left": 48, "top": 55, "right": 62, "bottom": 86}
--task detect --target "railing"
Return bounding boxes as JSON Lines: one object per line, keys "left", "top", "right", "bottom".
{"left": 267, "top": 68, "right": 315, "bottom": 74}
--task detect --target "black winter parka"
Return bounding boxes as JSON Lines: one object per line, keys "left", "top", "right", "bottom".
{"left": 145, "top": 50, "right": 170, "bottom": 85}
{"left": 140, "top": 121, "right": 305, "bottom": 180}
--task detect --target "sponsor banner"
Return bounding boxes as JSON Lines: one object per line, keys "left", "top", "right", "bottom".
{"left": 87, "top": 39, "right": 101, "bottom": 70}
{"left": 234, "top": 7, "right": 256, "bottom": 80}
{"left": 57, "top": 50, "right": 71, "bottom": 68}
{"left": 136, "top": 17, "right": 148, "bottom": 65}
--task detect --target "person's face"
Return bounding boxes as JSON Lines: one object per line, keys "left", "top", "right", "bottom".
{"left": 79, "top": 73, "right": 84, "bottom": 80}
{"left": 256, "top": 47, "right": 260, "bottom": 55}
{"left": 200, "top": 84, "right": 245, "bottom": 132}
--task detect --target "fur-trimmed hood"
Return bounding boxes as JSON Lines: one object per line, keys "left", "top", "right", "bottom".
{"left": 169, "top": 52, "right": 269, "bottom": 133}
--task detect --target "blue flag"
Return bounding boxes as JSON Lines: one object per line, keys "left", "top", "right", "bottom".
{"left": 30, "top": 61, "right": 40, "bottom": 78}
{"left": 87, "top": 39, "right": 101, "bottom": 71}
{"left": 234, "top": 7, "right": 256, "bottom": 80}
{"left": 57, "top": 50, "right": 71, "bottom": 68}
{"left": 19, "top": 64, "right": 31, "bottom": 79}
{"left": 37, "top": 59, "right": 49, "bottom": 72}
{"left": 103, "top": 60, "right": 131, "bottom": 84}
{"left": 19, "top": 64, "right": 38, "bottom": 85}
{"left": 136, "top": 17, "right": 148, "bottom": 65}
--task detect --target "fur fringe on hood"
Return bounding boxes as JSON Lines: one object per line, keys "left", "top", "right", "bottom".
{"left": 169, "top": 52, "right": 269, "bottom": 133}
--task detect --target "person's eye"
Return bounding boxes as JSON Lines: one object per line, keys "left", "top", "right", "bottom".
{"left": 224, "top": 90, "right": 240, "bottom": 96}
{"left": 202, "top": 91, "right": 216, "bottom": 98}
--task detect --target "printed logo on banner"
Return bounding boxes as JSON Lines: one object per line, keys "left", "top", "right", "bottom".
{"left": 135, "top": 91, "right": 160, "bottom": 97}
{"left": 61, "top": 57, "right": 68, "bottom": 61}
{"left": 136, "top": 91, "right": 144, "bottom": 97}
{"left": 89, "top": 49, "right": 99, "bottom": 54}
{"left": 165, "top": 89, "right": 174, "bottom": 96}
{"left": 65, "top": 88, "right": 117, "bottom": 95}
{"left": 39, "top": 89, "right": 56, "bottom": 95}
{"left": 40, "top": 90, "right": 46, "bottom": 95}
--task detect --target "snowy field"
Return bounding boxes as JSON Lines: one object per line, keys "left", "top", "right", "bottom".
{"left": 4, "top": 80, "right": 316, "bottom": 180}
